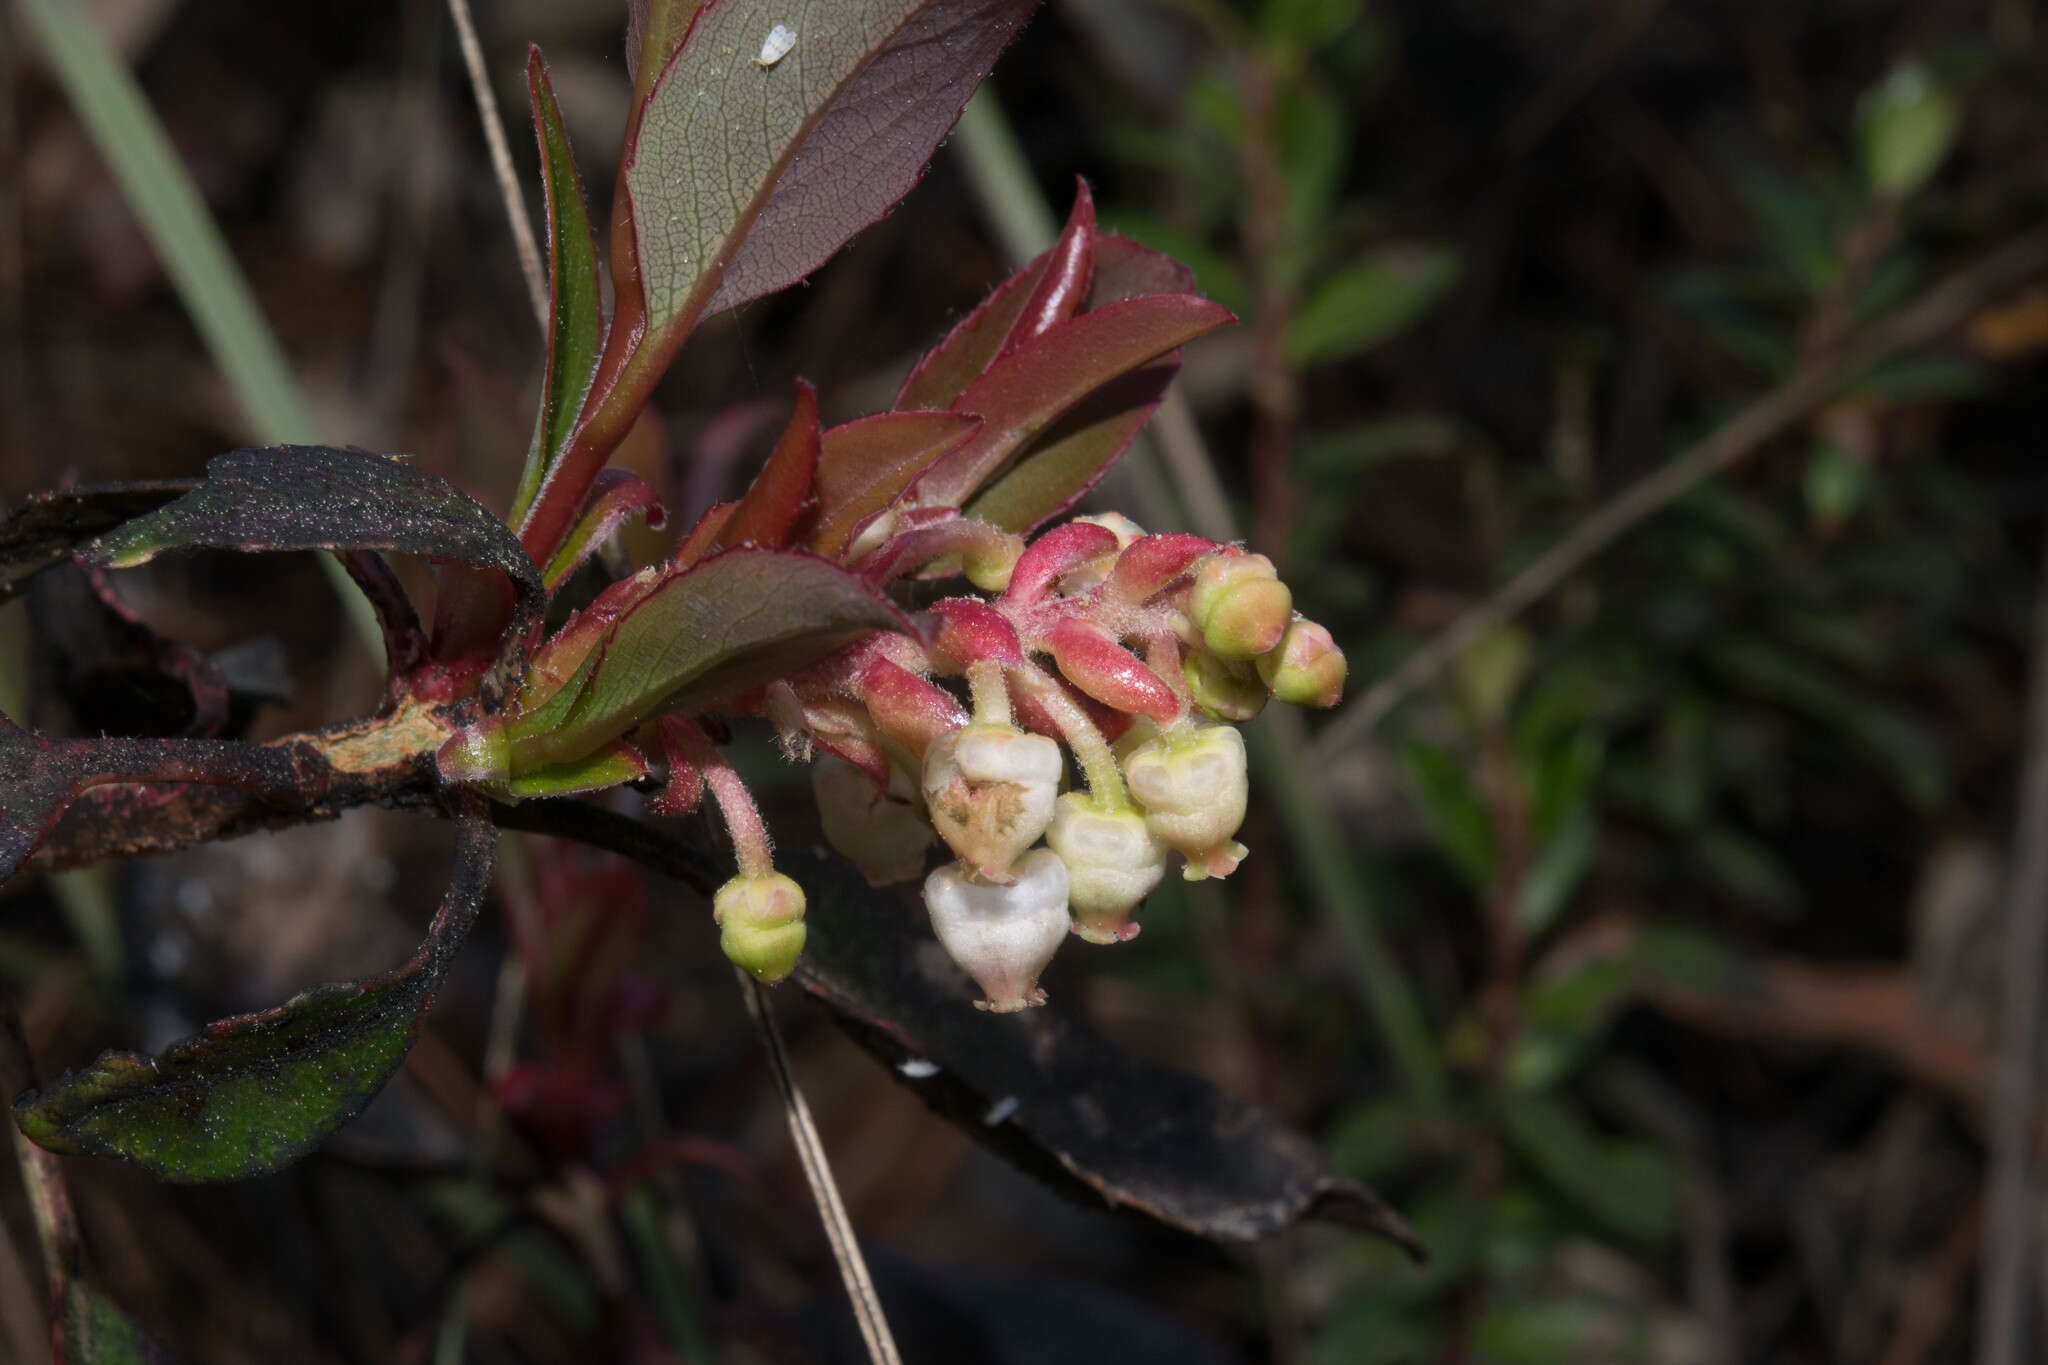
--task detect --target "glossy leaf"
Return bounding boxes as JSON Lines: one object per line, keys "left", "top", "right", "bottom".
{"left": 0, "top": 482, "right": 192, "bottom": 605}
{"left": 801, "top": 411, "right": 981, "bottom": 559}
{"left": 711, "top": 381, "right": 819, "bottom": 551}
{"left": 623, "top": 0, "right": 1039, "bottom": 340}
{"left": 914, "top": 296, "right": 1233, "bottom": 511}
{"left": 14, "top": 807, "right": 495, "bottom": 1181}
{"left": 511, "top": 50, "right": 608, "bottom": 525}
{"left": 507, "top": 549, "right": 911, "bottom": 768}
{"left": 788, "top": 847, "right": 1422, "bottom": 1250}
{"left": 896, "top": 185, "right": 1097, "bottom": 411}
{"left": 88, "top": 446, "right": 543, "bottom": 691}
{"left": 964, "top": 357, "right": 1179, "bottom": 532}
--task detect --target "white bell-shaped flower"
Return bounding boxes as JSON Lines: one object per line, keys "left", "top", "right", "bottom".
{"left": 1045, "top": 793, "right": 1166, "bottom": 942}
{"left": 922, "top": 850, "right": 1071, "bottom": 1012}
{"left": 921, "top": 722, "right": 1062, "bottom": 883}
{"left": 812, "top": 755, "right": 933, "bottom": 886}
{"left": 1122, "top": 723, "right": 1250, "bottom": 880}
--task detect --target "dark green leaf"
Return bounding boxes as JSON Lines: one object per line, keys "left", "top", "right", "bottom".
{"left": 1287, "top": 245, "right": 1459, "bottom": 368}
{"left": 1496, "top": 1092, "right": 1679, "bottom": 1244}
{"left": 506, "top": 549, "right": 909, "bottom": 768}
{"left": 1395, "top": 735, "right": 1496, "bottom": 892}
{"left": 0, "top": 482, "right": 193, "bottom": 605}
{"left": 87, "top": 446, "right": 543, "bottom": 695}
{"left": 510, "top": 49, "right": 607, "bottom": 524}
{"left": 58, "top": 1280, "right": 180, "bottom": 1363}
{"left": 0, "top": 715, "right": 305, "bottom": 888}
{"left": 14, "top": 808, "right": 494, "bottom": 1181}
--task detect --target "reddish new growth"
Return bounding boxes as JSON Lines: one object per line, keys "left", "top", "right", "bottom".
{"left": 436, "top": 181, "right": 1345, "bottom": 1011}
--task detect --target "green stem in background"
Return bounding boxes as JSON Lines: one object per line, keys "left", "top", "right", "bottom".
{"left": 951, "top": 86, "right": 1444, "bottom": 1100}
{"left": 17, "top": 0, "right": 384, "bottom": 667}
{"left": 1250, "top": 712, "right": 1444, "bottom": 1099}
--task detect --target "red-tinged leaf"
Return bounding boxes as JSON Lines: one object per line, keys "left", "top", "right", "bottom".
{"left": 510, "top": 50, "right": 607, "bottom": 526}
{"left": 673, "top": 501, "right": 737, "bottom": 567}
{"left": 1111, "top": 533, "right": 1214, "bottom": 602}
{"left": 711, "top": 382, "right": 819, "bottom": 551}
{"left": 505, "top": 549, "right": 911, "bottom": 769}
{"left": 1044, "top": 616, "right": 1179, "bottom": 722}
{"left": 927, "top": 598, "right": 1023, "bottom": 667}
{"left": 1003, "top": 521, "right": 1121, "bottom": 606}
{"left": 0, "top": 481, "right": 193, "bottom": 605}
{"left": 896, "top": 184, "right": 1097, "bottom": 411}
{"left": 912, "top": 296, "right": 1234, "bottom": 511}
{"left": 14, "top": 806, "right": 494, "bottom": 1181}
{"left": 1089, "top": 232, "right": 1195, "bottom": 306}
{"left": 542, "top": 470, "right": 669, "bottom": 592}
{"left": 964, "top": 356, "right": 1180, "bottom": 533}
{"left": 624, "top": 0, "right": 710, "bottom": 95}
{"left": 803, "top": 411, "right": 982, "bottom": 559}
{"left": 626, "top": 0, "right": 1039, "bottom": 334}
{"left": 1002, "top": 179, "right": 1097, "bottom": 356}
{"left": 88, "top": 446, "right": 543, "bottom": 697}
{"left": 519, "top": 0, "right": 1039, "bottom": 570}
{"left": 0, "top": 714, "right": 306, "bottom": 888}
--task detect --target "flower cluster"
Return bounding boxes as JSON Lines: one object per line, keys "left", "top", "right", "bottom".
{"left": 779, "top": 514, "right": 1346, "bottom": 1012}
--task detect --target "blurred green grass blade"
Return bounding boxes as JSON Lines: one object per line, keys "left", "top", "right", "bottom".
{"left": 18, "top": 0, "right": 382, "bottom": 663}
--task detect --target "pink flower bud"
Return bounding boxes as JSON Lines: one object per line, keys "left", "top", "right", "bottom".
{"left": 1122, "top": 724, "right": 1250, "bottom": 880}
{"left": 1183, "top": 648, "right": 1268, "bottom": 722}
{"left": 713, "top": 871, "right": 808, "bottom": 983}
{"left": 1190, "top": 553, "right": 1293, "bottom": 659}
{"left": 812, "top": 755, "right": 934, "bottom": 886}
{"left": 1004, "top": 521, "right": 1122, "bottom": 606}
{"left": 1257, "top": 618, "right": 1348, "bottom": 708}
{"left": 921, "top": 723, "right": 1063, "bottom": 882}
{"left": 929, "top": 597, "right": 1024, "bottom": 668}
{"left": 1057, "top": 513, "right": 1148, "bottom": 592}
{"left": 1045, "top": 793, "right": 1166, "bottom": 942}
{"left": 923, "top": 850, "right": 1071, "bottom": 1011}
{"left": 1110, "top": 533, "right": 1214, "bottom": 603}
{"left": 1044, "top": 617, "right": 1180, "bottom": 723}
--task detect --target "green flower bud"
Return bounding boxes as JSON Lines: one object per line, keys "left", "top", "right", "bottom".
{"left": 714, "top": 871, "right": 808, "bottom": 983}
{"left": 1255, "top": 619, "right": 1348, "bottom": 708}
{"left": 1190, "top": 554, "right": 1292, "bottom": 659}
{"left": 1184, "top": 648, "right": 1268, "bottom": 722}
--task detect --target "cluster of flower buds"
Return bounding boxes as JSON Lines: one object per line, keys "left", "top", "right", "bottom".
{"left": 784, "top": 514, "right": 1347, "bottom": 1012}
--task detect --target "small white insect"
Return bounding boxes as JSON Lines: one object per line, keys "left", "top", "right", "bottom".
{"left": 897, "top": 1057, "right": 940, "bottom": 1079}
{"left": 755, "top": 23, "right": 795, "bottom": 67}
{"left": 981, "top": 1095, "right": 1020, "bottom": 1126}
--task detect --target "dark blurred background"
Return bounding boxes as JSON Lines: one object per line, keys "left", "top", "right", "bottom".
{"left": 4, "top": 0, "right": 2048, "bottom": 1361}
